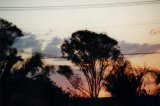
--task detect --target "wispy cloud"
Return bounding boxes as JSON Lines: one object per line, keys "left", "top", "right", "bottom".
{"left": 150, "top": 27, "right": 160, "bottom": 35}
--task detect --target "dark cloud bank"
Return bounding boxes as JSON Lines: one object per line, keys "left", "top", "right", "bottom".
{"left": 13, "top": 32, "right": 42, "bottom": 52}
{"left": 13, "top": 32, "right": 160, "bottom": 57}
{"left": 13, "top": 32, "right": 62, "bottom": 56}
{"left": 119, "top": 41, "right": 160, "bottom": 54}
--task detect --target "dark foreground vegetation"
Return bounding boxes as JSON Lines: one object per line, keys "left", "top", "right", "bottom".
{"left": 0, "top": 18, "right": 160, "bottom": 106}
{"left": 1, "top": 96, "right": 160, "bottom": 106}
{"left": 70, "top": 96, "right": 160, "bottom": 106}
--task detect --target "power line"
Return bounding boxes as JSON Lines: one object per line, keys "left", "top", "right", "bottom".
{"left": 19, "top": 50, "right": 160, "bottom": 58}
{"left": 42, "top": 52, "right": 160, "bottom": 59}
{"left": 123, "top": 51, "right": 160, "bottom": 56}
{"left": 49, "top": 21, "right": 160, "bottom": 32}
{"left": 22, "top": 20, "right": 159, "bottom": 34}
{"left": 0, "top": 0, "right": 160, "bottom": 11}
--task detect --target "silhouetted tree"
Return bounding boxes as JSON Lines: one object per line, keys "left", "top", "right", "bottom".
{"left": 57, "top": 65, "right": 73, "bottom": 78}
{"left": 0, "top": 18, "right": 70, "bottom": 106}
{"left": 0, "top": 18, "right": 23, "bottom": 79}
{"left": 137, "top": 69, "right": 160, "bottom": 96}
{"left": 57, "top": 65, "right": 85, "bottom": 97}
{"left": 11, "top": 53, "right": 69, "bottom": 106}
{"left": 0, "top": 18, "right": 23, "bottom": 105}
{"left": 14, "top": 52, "right": 44, "bottom": 78}
{"left": 61, "top": 30, "right": 121, "bottom": 98}
{"left": 0, "top": 18, "right": 23, "bottom": 52}
{"left": 104, "top": 59, "right": 143, "bottom": 97}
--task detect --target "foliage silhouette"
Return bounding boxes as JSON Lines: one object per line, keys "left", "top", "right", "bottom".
{"left": 61, "top": 30, "right": 121, "bottom": 98}
{"left": 14, "top": 52, "right": 44, "bottom": 78}
{"left": 104, "top": 59, "right": 160, "bottom": 97}
{"left": 57, "top": 65, "right": 73, "bottom": 78}
{"left": 0, "top": 18, "right": 23, "bottom": 52}
{"left": 0, "top": 18, "right": 69, "bottom": 106}
{"left": 58, "top": 65, "right": 85, "bottom": 97}
{"left": 0, "top": 18, "right": 23, "bottom": 105}
{"left": 1, "top": 52, "right": 70, "bottom": 106}
{"left": 1, "top": 18, "right": 160, "bottom": 106}
{"left": 137, "top": 69, "right": 160, "bottom": 96}
{"left": 0, "top": 18, "right": 23, "bottom": 80}
{"left": 104, "top": 59, "right": 143, "bottom": 97}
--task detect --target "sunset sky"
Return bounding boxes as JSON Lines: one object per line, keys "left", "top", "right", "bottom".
{"left": 0, "top": 0, "right": 160, "bottom": 97}
{"left": 1, "top": 0, "right": 160, "bottom": 69}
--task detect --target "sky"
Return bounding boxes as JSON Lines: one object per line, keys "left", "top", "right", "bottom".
{"left": 0, "top": 0, "right": 160, "bottom": 64}
{"left": 0, "top": 0, "right": 160, "bottom": 43}
{"left": 0, "top": 0, "right": 160, "bottom": 97}
{"left": 1, "top": 0, "right": 159, "bottom": 67}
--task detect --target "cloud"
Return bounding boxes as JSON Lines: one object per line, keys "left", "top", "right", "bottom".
{"left": 150, "top": 27, "right": 160, "bottom": 35}
{"left": 42, "top": 37, "right": 62, "bottom": 57}
{"left": 13, "top": 32, "right": 63, "bottom": 56}
{"left": 43, "top": 39, "right": 160, "bottom": 57}
{"left": 13, "top": 32, "right": 42, "bottom": 52}
{"left": 13, "top": 32, "right": 160, "bottom": 57}
{"left": 119, "top": 41, "right": 160, "bottom": 54}
{"left": 47, "top": 37, "right": 61, "bottom": 46}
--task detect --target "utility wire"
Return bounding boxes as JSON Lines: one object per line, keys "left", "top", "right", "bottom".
{"left": 19, "top": 50, "right": 160, "bottom": 58}
{"left": 47, "top": 22, "right": 160, "bottom": 32}
{"left": 123, "top": 51, "right": 160, "bottom": 56}
{"left": 42, "top": 52, "right": 160, "bottom": 59}
{"left": 0, "top": 0, "right": 160, "bottom": 11}
{"left": 21, "top": 20, "right": 160, "bottom": 34}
